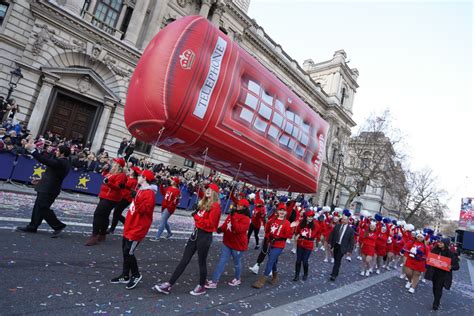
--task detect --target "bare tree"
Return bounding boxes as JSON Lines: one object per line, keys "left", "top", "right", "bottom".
{"left": 330, "top": 110, "right": 406, "bottom": 208}
{"left": 397, "top": 168, "right": 448, "bottom": 227}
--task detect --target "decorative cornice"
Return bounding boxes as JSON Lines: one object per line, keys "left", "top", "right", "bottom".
{"left": 0, "top": 33, "right": 26, "bottom": 50}
{"left": 30, "top": 1, "right": 140, "bottom": 65}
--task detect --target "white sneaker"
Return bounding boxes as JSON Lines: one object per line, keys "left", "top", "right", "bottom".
{"left": 286, "top": 239, "right": 291, "bottom": 244}
{"left": 149, "top": 237, "right": 160, "bottom": 242}
{"left": 365, "top": 270, "right": 370, "bottom": 277}
{"left": 331, "top": 258, "right": 335, "bottom": 263}
{"left": 269, "top": 271, "right": 273, "bottom": 277}
{"left": 228, "top": 278, "right": 241, "bottom": 287}
{"left": 405, "top": 281, "right": 411, "bottom": 289}
{"left": 376, "top": 269, "right": 380, "bottom": 275}
{"left": 323, "top": 258, "right": 328, "bottom": 263}
{"left": 360, "top": 271, "right": 365, "bottom": 276}
{"left": 408, "top": 287, "right": 415, "bottom": 294}
{"left": 421, "top": 278, "right": 426, "bottom": 283}
{"left": 249, "top": 264, "right": 259, "bottom": 275}
{"left": 386, "top": 266, "right": 391, "bottom": 271}
{"left": 190, "top": 285, "right": 206, "bottom": 296}
{"left": 320, "top": 246, "right": 325, "bottom": 251}
{"left": 204, "top": 280, "right": 217, "bottom": 289}
{"left": 346, "top": 256, "right": 352, "bottom": 262}
{"left": 291, "top": 248, "right": 296, "bottom": 254}
{"left": 357, "top": 256, "right": 362, "bottom": 261}
{"left": 399, "top": 273, "right": 405, "bottom": 279}
{"left": 400, "top": 263, "right": 403, "bottom": 267}
{"left": 368, "top": 268, "right": 373, "bottom": 273}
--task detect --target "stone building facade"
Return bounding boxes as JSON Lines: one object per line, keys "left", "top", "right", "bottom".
{"left": 0, "top": 0, "right": 358, "bottom": 204}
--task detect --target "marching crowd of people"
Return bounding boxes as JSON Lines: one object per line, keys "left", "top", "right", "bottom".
{"left": 6, "top": 113, "right": 461, "bottom": 311}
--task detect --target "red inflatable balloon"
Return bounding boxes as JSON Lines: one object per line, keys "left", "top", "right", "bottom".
{"left": 125, "top": 16, "right": 329, "bottom": 193}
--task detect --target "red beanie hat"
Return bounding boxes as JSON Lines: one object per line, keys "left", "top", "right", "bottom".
{"left": 238, "top": 199, "right": 250, "bottom": 208}
{"left": 113, "top": 158, "right": 125, "bottom": 168}
{"left": 277, "top": 203, "right": 287, "bottom": 211}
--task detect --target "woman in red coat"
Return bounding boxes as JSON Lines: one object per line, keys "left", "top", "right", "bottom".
{"left": 86, "top": 158, "right": 127, "bottom": 246}
{"left": 375, "top": 225, "right": 389, "bottom": 274}
{"left": 205, "top": 199, "right": 251, "bottom": 289}
{"left": 360, "top": 221, "right": 377, "bottom": 276}
{"left": 108, "top": 166, "right": 140, "bottom": 234}
{"left": 110, "top": 169, "right": 156, "bottom": 289}
{"left": 154, "top": 183, "right": 221, "bottom": 296}
{"left": 252, "top": 203, "right": 293, "bottom": 289}
{"left": 150, "top": 176, "right": 181, "bottom": 240}
{"left": 403, "top": 232, "right": 428, "bottom": 293}
{"left": 293, "top": 210, "right": 318, "bottom": 281}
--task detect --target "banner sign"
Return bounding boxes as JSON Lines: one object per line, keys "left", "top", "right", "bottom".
{"left": 61, "top": 170, "right": 104, "bottom": 195}
{"left": 426, "top": 252, "right": 451, "bottom": 271}
{"left": 10, "top": 155, "right": 45, "bottom": 183}
{"left": 0, "top": 153, "right": 16, "bottom": 180}
{"left": 459, "top": 197, "right": 474, "bottom": 232}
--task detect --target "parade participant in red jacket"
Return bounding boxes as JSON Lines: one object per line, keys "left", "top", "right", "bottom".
{"left": 150, "top": 176, "right": 181, "bottom": 241}
{"left": 154, "top": 183, "right": 221, "bottom": 296}
{"left": 108, "top": 166, "right": 140, "bottom": 234}
{"left": 252, "top": 203, "right": 293, "bottom": 289}
{"left": 293, "top": 210, "right": 318, "bottom": 281}
{"left": 360, "top": 221, "right": 377, "bottom": 276}
{"left": 375, "top": 225, "right": 389, "bottom": 274}
{"left": 402, "top": 231, "right": 428, "bottom": 293}
{"left": 110, "top": 169, "right": 156, "bottom": 289}
{"left": 247, "top": 192, "right": 267, "bottom": 249}
{"left": 205, "top": 199, "right": 251, "bottom": 289}
{"left": 86, "top": 158, "right": 127, "bottom": 246}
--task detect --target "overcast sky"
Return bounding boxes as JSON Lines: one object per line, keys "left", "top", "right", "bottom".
{"left": 247, "top": 0, "right": 473, "bottom": 219}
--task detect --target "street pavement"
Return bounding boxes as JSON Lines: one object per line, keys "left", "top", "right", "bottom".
{"left": 1, "top": 190, "right": 474, "bottom": 315}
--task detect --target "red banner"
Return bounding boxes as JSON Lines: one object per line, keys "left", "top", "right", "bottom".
{"left": 426, "top": 252, "right": 451, "bottom": 272}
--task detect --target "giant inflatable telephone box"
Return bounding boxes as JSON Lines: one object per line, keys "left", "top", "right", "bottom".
{"left": 125, "top": 16, "right": 329, "bottom": 193}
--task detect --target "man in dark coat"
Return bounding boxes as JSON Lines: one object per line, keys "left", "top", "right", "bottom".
{"left": 425, "top": 237, "right": 460, "bottom": 310}
{"left": 328, "top": 214, "right": 355, "bottom": 281}
{"left": 16, "top": 139, "right": 71, "bottom": 237}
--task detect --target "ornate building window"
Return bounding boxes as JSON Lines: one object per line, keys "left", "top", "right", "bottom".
{"left": 135, "top": 140, "right": 151, "bottom": 154}
{"left": 92, "top": 0, "right": 123, "bottom": 33}
{"left": 0, "top": 1, "right": 9, "bottom": 27}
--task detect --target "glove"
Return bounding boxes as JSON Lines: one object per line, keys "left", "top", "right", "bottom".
{"left": 130, "top": 190, "right": 137, "bottom": 198}
{"left": 230, "top": 208, "right": 235, "bottom": 215}
{"left": 119, "top": 183, "right": 126, "bottom": 189}
{"left": 217, "top": 227, "right": 222, "bottom": 234}
{"left": 103, "top": 177, "right": 109, "bottom": 184}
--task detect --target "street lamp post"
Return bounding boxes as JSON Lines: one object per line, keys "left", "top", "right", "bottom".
{"left": 331, "top": 152, "right": 344, "bottom": 210}
{"left": 5, "top": 67, "right": 23, "bottom": 101}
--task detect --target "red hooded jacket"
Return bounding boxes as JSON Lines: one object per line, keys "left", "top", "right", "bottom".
{"left": 220, "top": 212, "right": 250, "bottom": 251}
{"left": 251, "top": 200, "right": 266, "bottom": 229}
{"left": 123, "top": 185, "right": 156, "bottom": 241}
{"left": 121, "top": 176, "right": 138, "bottom": 202}
{"left": 264, "top": 217, "right": 293, "bottom": 248}
{"left": 99, "top": 172, "right": 127, "bottom": 202}
{"left": 296, "top": 222, "right": 318, "bottom": 250}
{"left": 160, "top": 185, "right": 181, "bottom": 215}
{"left": 193, "top": 202, "right": 221, "bottom": 232}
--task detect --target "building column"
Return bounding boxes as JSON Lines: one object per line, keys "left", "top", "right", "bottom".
{"left": 211, "top": 1, "right": 225, "bottom": 25}
{"left": 123, "top": 0, "right": 150, "bottom": 47}
{"left": 199, "top": 0, "right": 213, "bottom": 18}
{"left": 63, "top": 0, "right": 83, "bottom": 16}
{"left": 91, "top": 97, "right": 115, "bottom": 153}
{"left": 27, "top": 73, "right": 60, "bottom": 137}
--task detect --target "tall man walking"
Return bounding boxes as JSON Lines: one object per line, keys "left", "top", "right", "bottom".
{"left": 16, "top": 139, "right": 71, "bottom": 237}
{"left": 328, "top": 213, "right": 355, "bottom": 281}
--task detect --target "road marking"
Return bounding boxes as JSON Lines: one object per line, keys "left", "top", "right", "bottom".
{"left": 254, "top": 270, "right": 398, "bottom": 316}
{"left": 467, "top": 258, "right": 474, "bottom": 286}
{"left": 0, "top": 216, "right": 195, "bottom": 235}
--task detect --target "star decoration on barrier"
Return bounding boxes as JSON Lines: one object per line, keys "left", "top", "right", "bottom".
{"left": 32, "top": 164, "right": 46, "bottom": 177}
{"left": 77, "top": 174, "right": 91, "bottom": 188}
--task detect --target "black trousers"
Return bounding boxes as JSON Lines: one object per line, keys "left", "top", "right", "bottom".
{"left": 110, "top": 199, "right": 130, "bottom": 231}
{"left": 331, "top": 243, "right": 345, "bottom": 278}
{"left": 247, "top": 223, "right": 260, "bottom": 246}
{"left": 122, "top": 237, "right": 141, "bottom": 277}
{"left": 27, "top": 192, "right": 65, "bottom": 230}
{"left": 256, "top": 238, "right": 270, "bottom": 265}
{"left": 432, "top": 271, "right": 446, "bottom": 306}
{"left": 169, "top": 229, "right": 213, "bottom": 286}
{"left": 92, "top": 199, "right": 117, "bottom": 235}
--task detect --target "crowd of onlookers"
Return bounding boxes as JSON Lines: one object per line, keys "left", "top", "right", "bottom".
{"left": 0, "top": 99, "right": 311, "bottom": 210}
